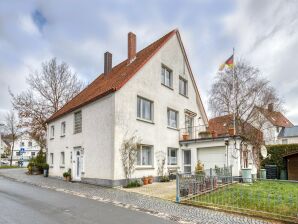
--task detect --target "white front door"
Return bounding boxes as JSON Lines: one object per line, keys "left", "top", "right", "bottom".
{"left": 73, "top": 149, "right": 81, "bottom": 181}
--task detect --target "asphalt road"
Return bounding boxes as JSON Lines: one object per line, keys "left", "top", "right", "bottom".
{"left": 0, "top": 177, "right": 175, "bottom": 224}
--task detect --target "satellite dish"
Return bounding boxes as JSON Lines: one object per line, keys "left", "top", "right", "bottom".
{"left": 261, "top": 146, "right": 268, "bottom": 158}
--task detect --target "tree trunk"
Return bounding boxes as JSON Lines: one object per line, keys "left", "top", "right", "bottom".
{"left": 10, "top": 141, "right": 14, "bottom": 166}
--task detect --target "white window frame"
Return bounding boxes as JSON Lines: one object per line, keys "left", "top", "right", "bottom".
{"left": 168, "top": 148, "right": 178, "bottom": 165}
{"left": 167, "top": 108, "right": 179, "bottom": 129}
{"left": 50, "top": 125, "right": 55, "bottom": 139}
{"left": 137, "top": 96, "right": 154, "bottom": 122}
{"left": 179, "top": 76, "right": 188, "bottom": 97}
{"left": 74, "top": 111, "right": 82, "bottom": 134}
{"left": 161, "top": 65, "right": 173, "bottom": 89}
{"left": 137, "top": 145, "right": 154, "bottom": 167}
{"left": 50, "top": 153, "right": 54, "bottom": 165}
{"left": 61, "top": 121, "right": 66, "bottom": 137}
{"left": 60, "top": 151, "right": 65, "bottom": 166}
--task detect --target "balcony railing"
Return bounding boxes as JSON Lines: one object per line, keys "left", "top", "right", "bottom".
{"left": 179, "top": 126, "right": 210, "bottom": 141}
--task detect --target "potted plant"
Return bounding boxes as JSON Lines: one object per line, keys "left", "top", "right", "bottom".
{"left": 142, "top": 176, "right": 149, "bottom": 185}
{"left": 159, "top": 175, "right": 170, "bottom": 182}
{"left": 211, "top": 130, "right": 217, "bottom": 138}
{"left": 63, "top": 169, "right": 72, "bottom": 182}
{"left": 42, "top": 163, "right": 49, "bottom": 177}
{"left": 182, "top": 132, "right": 189, "bottom": 140}
{"left": 199, "top": 131, "right": 211, "bottom": 138}
{"left": 148, "top": 175, "right": 153, "bottom": 184}
{"left": 228, "top": 128, "right": 235, "bottom": 136}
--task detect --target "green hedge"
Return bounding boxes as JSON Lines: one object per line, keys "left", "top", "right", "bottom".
{"left": 261, "top": 144, "right": 298, "bottom": 170}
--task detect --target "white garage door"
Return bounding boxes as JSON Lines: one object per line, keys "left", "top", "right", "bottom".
{"left": 197, "top": 147, "right": 226, "bottom": 170}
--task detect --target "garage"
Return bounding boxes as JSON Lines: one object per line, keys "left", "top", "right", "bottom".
{"left": 197, "top": 146, "right": 226, "bottom": 170}
{"left": 283, "top": 151, "right": 298, "bottom": 181}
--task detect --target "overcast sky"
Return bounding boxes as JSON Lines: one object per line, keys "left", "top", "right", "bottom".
{"left": 1, "top": 0, "right": 298, "bottom": 123}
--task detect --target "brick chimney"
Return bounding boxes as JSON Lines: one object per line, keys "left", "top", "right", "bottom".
{"left": 128, "top": 32, "right": 136, "bottom": 63}
{"left": 268, "top": 103, "right": 274, "bottom": 112}
{"left": 104, "top": 51, "right": 112, "bottom": 74}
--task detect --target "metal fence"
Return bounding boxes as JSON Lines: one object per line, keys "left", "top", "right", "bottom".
{"left": 176, "top": 168, "right": 298, "bottom": 222}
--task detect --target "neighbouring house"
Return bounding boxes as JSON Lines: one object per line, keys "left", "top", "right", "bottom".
{"left": 179, "top": 114, "right": 261, "bottom": 176}
{"left": 10, "top": 133, "right": 41, "bottom": 166}
{"left": 277, "top": 126, "right": 298, "bottom": 144}
{"left": 283, "top": 150, "right": 298, "bottom": 180}
{"left": 250, "top": 103, "right": 293, "bottom": 145}
{"left": 0, "top": 135, "right": 11, "bottom": 165}
{"left": 46, "top": 29, "right": 209, "bottom": 186}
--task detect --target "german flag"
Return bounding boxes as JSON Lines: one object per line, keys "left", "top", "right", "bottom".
{"left": 219, "top": 54, "right": 234, "bottom": 71}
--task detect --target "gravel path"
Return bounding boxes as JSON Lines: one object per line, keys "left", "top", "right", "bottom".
{"left": 0, "top": 169, "right": 275, "bottom": 224}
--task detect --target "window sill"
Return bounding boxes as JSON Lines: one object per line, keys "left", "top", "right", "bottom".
{"left": 60, "top": 135, "right": 65, "bottom": 138}
{"left": 179, "top": 93, "right": 188, "bottom": 98}
{"left": 167, "top": 126, "right": 179, "bottom": 131}
{"left": 135, "top": 166, "right": 155, "bottom": 170}
{"left": 73, "top": 132, "right": 82, "bottom": 135}
{"left": 161, "top": 83, "right": 173, "bottom": 90}
{"left": 60, "top": 165, "right": 65, "bottom": 168}
{"left": 50, "top": 165, "right": 54, "bottom": 168}
{"left": 136, "top": 118, "right": 154, "bottom": 125}
{"left": 167, "top": 165, "right": 179, "bottom": 168}
{"left": 50, "top": 138, "right": 54, "bottom": 140}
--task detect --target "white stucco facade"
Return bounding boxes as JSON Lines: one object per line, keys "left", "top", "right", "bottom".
{"left": 47, "top": 32, "right": 210, "bottom": 186}
{"left": 11, "top": 134, "right": 41, "bottom": 166}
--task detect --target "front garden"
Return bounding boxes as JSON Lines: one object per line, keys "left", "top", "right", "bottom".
{"left": 186, "top": 180, "right": 298, "bottom": 221}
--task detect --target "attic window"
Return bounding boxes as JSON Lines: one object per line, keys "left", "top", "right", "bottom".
{"left": 271, "top": 117, "right": 276, "bottom": 121}
{"left": 223, "top": 123, "right": 227, "bottom": 127}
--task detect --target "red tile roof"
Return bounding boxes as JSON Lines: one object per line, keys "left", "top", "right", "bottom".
{"left": 208, "top": 114, "right": 263, "bottom": 142}
{"left": 208, "top": 114, "right": 233, "bottom": 136}
{"left": 255, "top": 107, "right": 293, "bottom": 128}
{"left": 47, "top": 30, "right": 177, "bottom": 122}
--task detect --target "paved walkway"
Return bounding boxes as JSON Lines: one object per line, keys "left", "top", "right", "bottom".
{"left": 0, "top": 169, "right": 274, "bottom": 224}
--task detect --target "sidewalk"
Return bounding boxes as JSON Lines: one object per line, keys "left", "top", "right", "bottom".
{"left": 0, "top": 169, "right": 273, "bottom": 224}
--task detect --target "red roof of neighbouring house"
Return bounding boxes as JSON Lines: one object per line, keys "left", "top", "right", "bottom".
{"left": 255, "top": 106, "right": 293, "bottom": 128}
{"left": 47, "top": 30, "right": 178, "bottom": 122}
{"left": 208, "top": 114, "right": 263, "bottom": 142}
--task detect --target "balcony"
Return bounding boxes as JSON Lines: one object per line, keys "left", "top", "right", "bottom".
{"left": 179, "top": 126, "right": 211, "bottom": 141}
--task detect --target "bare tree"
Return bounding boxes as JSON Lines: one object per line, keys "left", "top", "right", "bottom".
{"left": 120, "top": 132, "right": 142, "bottom": 185}
{"left": 10, "top": 58, "right": 84, "bottom": 150}
{"left": 4, "top": 110, "right": 20, "bottom": 166}
{"left": 208, "top": 59, "right": 282, "bottom": 167}
{"left": 209, "top": 59, "right": 282, "bottom": 125}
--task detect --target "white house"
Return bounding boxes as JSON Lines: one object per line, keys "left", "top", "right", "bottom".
{"left": 46, "top": 30, "right": 210, "bottom": 186}
{"left": 46, "top": 30, "right": 256, "bottom": 186}
{"left": 277, "top": 126, "right": 298, "bottom": 144}
{"left": 11, "top": 133, "right": 41, "bottom": 166}
{"left": 250, "top": 104, "right": 293, "bottom": 145}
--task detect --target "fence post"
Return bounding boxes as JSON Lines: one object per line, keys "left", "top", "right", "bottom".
{"left": 176, "top": 173, "right": 180, "bottom": 203}
{"left": 210, "top": 168, "right": 213, "bottom": 190}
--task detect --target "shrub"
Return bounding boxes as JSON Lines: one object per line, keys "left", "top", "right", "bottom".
{"left": 160, "top": 176, "right": 170, "bottom": 182}
{"left": 124, "top": 180, "right": 142, "bottom": 188}
{"left": 42, "top": 163, "right": 49, "bottom": 170}
{"left": 261, "top": 144, "right": 298, "bottom": 170}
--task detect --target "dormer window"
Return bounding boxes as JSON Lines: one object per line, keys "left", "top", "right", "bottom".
{"left": 161, "top": 65, "right": 173, "bottom": 89}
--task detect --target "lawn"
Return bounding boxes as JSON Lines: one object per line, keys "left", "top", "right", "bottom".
{"left": 188, "top": 180, "right": 298, "bottom": 219}
{"left": 0, "top": 165, "right": 21, "bottom": 169}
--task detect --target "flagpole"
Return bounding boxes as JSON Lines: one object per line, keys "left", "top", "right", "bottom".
{"left": 232, "top": 48, "right": 236, "bottom": 135}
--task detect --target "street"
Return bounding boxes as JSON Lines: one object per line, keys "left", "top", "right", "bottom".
{"left": 0, "top": 177, "right": 175, "bottom": 224}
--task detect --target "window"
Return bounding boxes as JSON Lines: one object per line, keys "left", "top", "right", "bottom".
{"left": 137, "top": 145, "right": 153, "bottom": 166}
{"left": 20, "top": 142, "right": 24, "bottom": 147}
{"left": 168, "top": 148, "right": 178, "bottom": 165}
{"left": 179, "top": 77, "right": 188, "bottom": 96}
{"left": 74, "top": 111, "right": 82, "bottom": 134}
{"left": 16, "top": 151, "right": 20, "bottom": 156}
{"left": 28, "top": 141, "right": 32, "bottom": 147}
{"left": 167, "top": 108, "right": 178, "bottom": 128}
{"left": 137, "top": 96, "right": 153, "bottom": 121}
{"left": 61, "top": 122, "right": 66, "bottom": 136}
{"left": 31, "top": 152, "right": 35, "bottom": 156}
{"left": 60, "top": 152, "right": 65, "bottom": 165}
{"left": 161, "top": 65, "right": 173, "bottom": 88}
{"left": 50, "top": 153, "right": 54, "bottom": 165}
{"left": 50, "top": 125, "right": 55, "bottom": 139}
{"left": 282, "top": 139, "right": 288, "bottom": 144}
{"left": 276, "top": 127, "right": 280, "bottom": 133}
